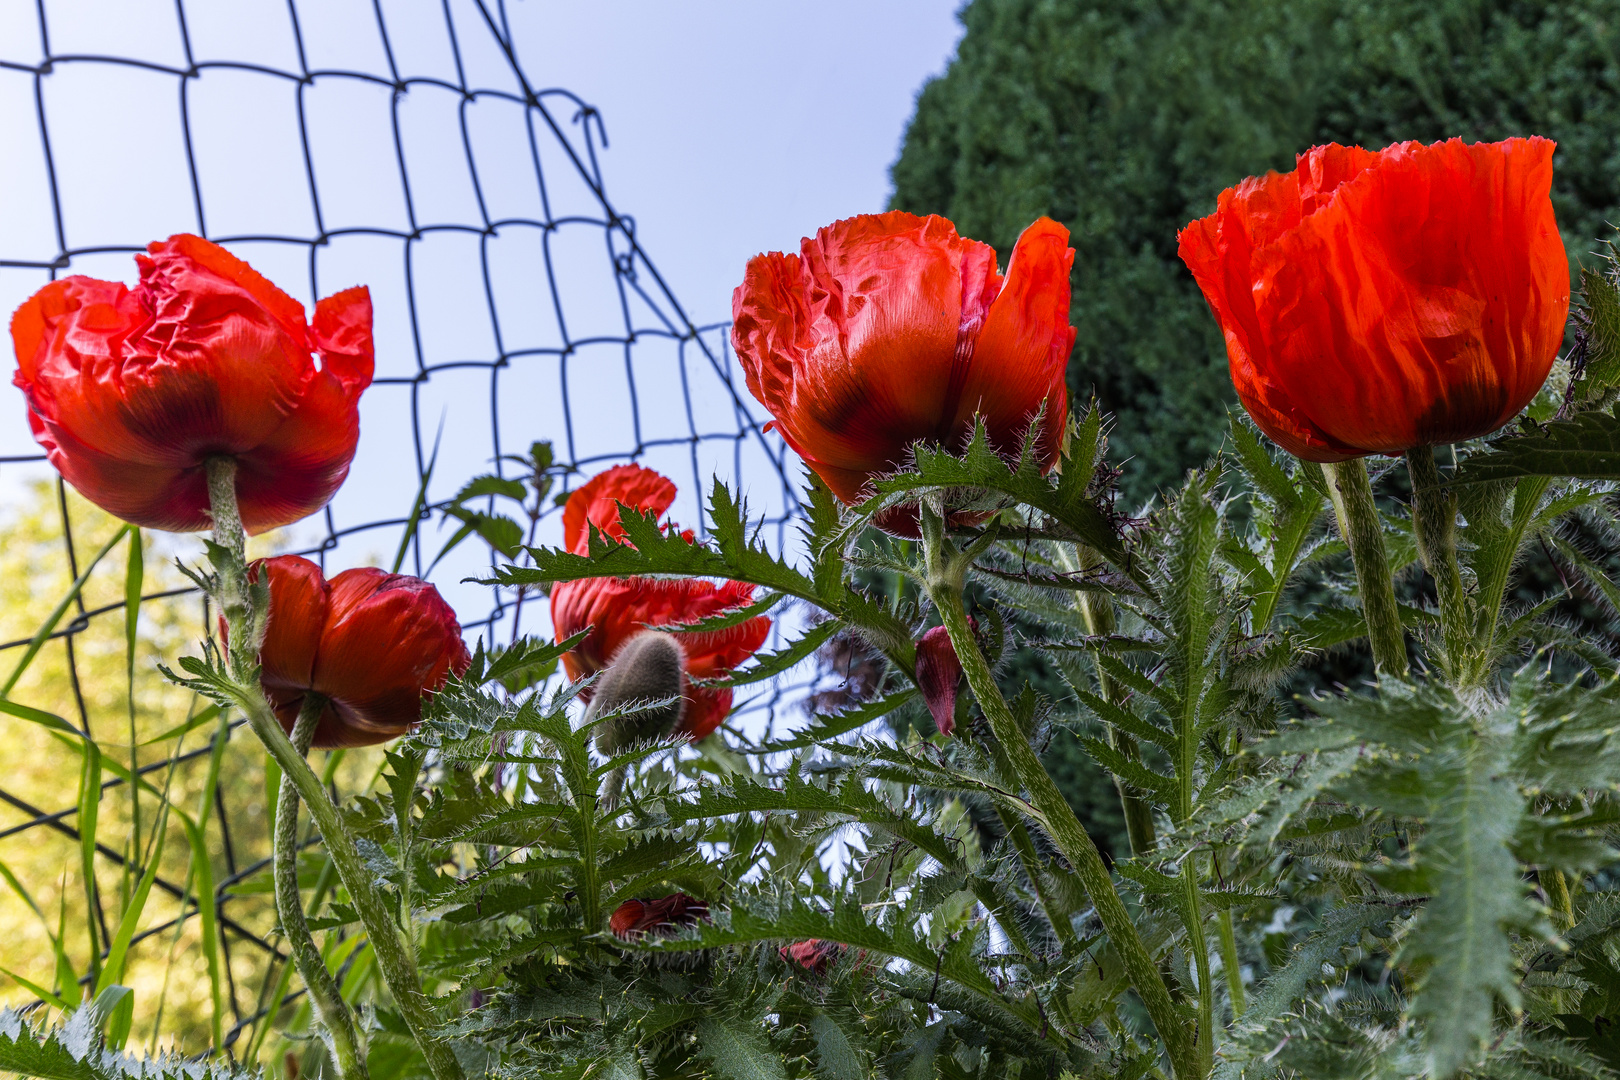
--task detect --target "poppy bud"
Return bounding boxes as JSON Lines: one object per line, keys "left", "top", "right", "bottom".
{"left": 587, "top": 630, "right": 688, "bottom": 755}
{"left": 779, "top": 938, "right": 846, "bottom": 974}
{"left": 1178, "top": 137, "right": 1569, "bottom": 461}
{"left": 609, "top": 893, "right": 710, "bottom": 941}
{"left": 915, "top": 624, "right": 967, "bottom": 737}
{"left": 552, "top": 464, "right": 771, "bottom": 743}
{"left": 237, "top": 555, "right": 470, "bottom": 748}
{"left": 731, "top": 212, "right": 1075, "bottom": 536}
{"left": 12, "top": 234, "right": 373, "bottom": 533}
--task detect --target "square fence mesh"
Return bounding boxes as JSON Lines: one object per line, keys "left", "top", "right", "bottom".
{"left": 0, "top": 0, "right": 816, "bottom": 1054}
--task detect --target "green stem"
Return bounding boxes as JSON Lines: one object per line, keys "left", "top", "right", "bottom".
{"left": 920, "top": 508, "right": 1195, "bottom": 1078}
{"left": 1544, "top": 869, "right": 1576, "bottom": 932}
{"left": 1077, "top": 577, "right": 1158, "bottom": 857}
{"left": 277, "top": 695, "right": 369, "bottom": 1080}
{"left": 1217, "top": 908, "right": 1244, "bottom": 1019}
{"left": 996, "top": 807, "right": 1079, "bottom": 951}
{"left": 1405, "top": 447, "right": 1472, "bottom": 684}
{"left": 205, "top": 461, "right": 464, "bottom": 1080}
{"left": 1322, "top": 458, "right": 1408, "bottom": 678}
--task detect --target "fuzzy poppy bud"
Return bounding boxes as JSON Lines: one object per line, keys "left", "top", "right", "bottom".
{"left": 609, "top": 893, "right": 710, "bottom": 941}
{"left": 779, "top": 938, "right": 846, "bottom": 974}
{"left": 586, "top": 630, "right": 688, "bottom": 755}
{"left": 915, "top": 624, "right": 966, "bottom": 737}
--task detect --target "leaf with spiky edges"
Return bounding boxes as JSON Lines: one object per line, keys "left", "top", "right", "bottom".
{"left": 491, "top": 481, "right": 914, "bottom": 663}
{"left": 1399, "top": 741, "right": 1531, "bottom": 1080}
{"left": 633, "top": 898, "right": 1030, "bottom": 1027}
{"left": 1572, "top": 250, "right": 1620, "bottom": 407}
{"left": 695, "top": 1016, "right": 788, "bottom": 1080}
{"left": 663, "top": 774, "right": 965, "bottom": 869}
{"left": 1451, "top": 409, "right": 1620, "bottom": 484}
{"left": 0, "top": 1007, "right": 260, "bottom": 1080}
{"left": 645, "top": 590, "right": 788, "bottom": 633}
{"left": 756, "top": 689, "right": 916, "bottom": 751}
{"left": 803, "top": 470, "right": 848, "bottom": 604}
{"left": 1076, "top": 737, "right": 1176, "bottom": 800}
{"left": 692, "top": 619, "right": 839, "bottom": 688}
{"left": 1231, "top": 903, "right": 1399, "bottom": 1039}
{"left": 845, "top": 416, "right": 1134, "bottom": 581}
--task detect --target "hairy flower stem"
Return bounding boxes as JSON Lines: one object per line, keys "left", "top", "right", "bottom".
{"left": 1405, "top": 446, "right": 1474, "bottom": 684}
{"left": 276, "top": 695, "right": 369, "bottom": 1080}
{"left": 919, "top": 504, "right": 1196, "bottom": 1078}
{"left": 1322, "top": 458, "right": 1408, "bottom": 678}
{"left": 1217, "top": 908, "right": 1244, "bottom": 1018}
{"left": 205, "top": 462, "right": 465, "bottom": 1080}
{"left": 1076, "top": 574, "right": 1158, "bottom": 857}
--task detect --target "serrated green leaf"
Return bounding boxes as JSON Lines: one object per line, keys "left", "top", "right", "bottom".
{"left": 695, "top": 1017, "right": 786, "bottom": 1080}
{"left": 1453, "top": 410, "right": 1620, "bottom": 484}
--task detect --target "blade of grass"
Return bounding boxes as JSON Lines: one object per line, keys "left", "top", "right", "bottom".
{"left": 392, "top": 418, "right": 443, "bottom": 575}
{"left": 0, "top": 859, "right": 77, "bottom": 1003}
{"left": 191, "top": 709, "right": 233, "bottom": 1049}
{"left": 140, "top": 701, "right": 221, "bottom": 746}
{"left": 0, "top": 699, "right": 106, "bottom": 986}
{"left": 95, "top": 801, "right": 168, "bottom": 996}
{"left": 77, "top": 728, "right": 103, "bottom": 988}
{"left": 1, "top": 523, "right": 130, "bottom": 698}
{"left": 124, "top": 527, "right": 143, "bottom": 893}
{"left": 0, "top": 965, "right": 73, "bottom": 1012}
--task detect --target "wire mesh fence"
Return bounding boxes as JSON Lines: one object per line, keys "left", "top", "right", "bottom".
{"left": 0, "top": 0, "right": 813, "bottom": 1056}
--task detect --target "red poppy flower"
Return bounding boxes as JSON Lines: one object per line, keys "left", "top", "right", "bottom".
{"left": 246, "top": 555, "right": 470, "bottom": 748}
{"left": 779, "top": 938, "right": 846, "bottom": 974}
{"left": 11, "top": 234, "right": 373, "bottom": 533}
{"left": 915, "top": 625, "right": 965, "bottom": 737}
{"left": 1177, "top": 138, "right": 1570, "bottom": 461}
{"left": 551, "top": 464, "right": 771, "bottom": 742}
{"left": 609, "top": 893, "right": 710, "bottom": 941}
{"left": 731, "top": 212, "right": 1075, "bottom": 516}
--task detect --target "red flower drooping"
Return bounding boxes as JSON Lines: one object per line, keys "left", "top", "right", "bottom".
{"left": 248, "top": 555, "right": 470, "bottom": 748}
{"left": 12, "top": 234, "right": 374, "bottom": 533}
{"left": 732, "top": 212, "right": 1075, "bottom": 523}
{"left": 551, "top": 464, "right": 771, "bottom": 742}
{"left": 1178, "top": 138, "right": 1570, "bottom": 461}
{"left": 915, "top": 625, "right": 965, "bottom": 737}
{"left": 609, "top": 893, "right": 711, "bottom": 941}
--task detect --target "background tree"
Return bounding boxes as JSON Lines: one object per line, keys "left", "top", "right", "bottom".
{"left": 890, "top": 0, "right": 1620, "bottom": 502}
{"left": 890, "top": 0, "right": 1620, "bottom": 829}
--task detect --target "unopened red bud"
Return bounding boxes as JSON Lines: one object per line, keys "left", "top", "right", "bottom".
{"left": 915, "top": 624, "right": 965, "bottom": 737}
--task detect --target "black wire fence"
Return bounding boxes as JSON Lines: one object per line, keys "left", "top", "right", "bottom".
{"left": 0, "top": 0, "right": 813, "bottom": 1058}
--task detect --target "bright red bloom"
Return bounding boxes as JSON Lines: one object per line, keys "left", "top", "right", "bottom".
{"left": 779, "top": 938, "right": 846, "bottom": 974}
{"left": 1177, "top": 138, "right": 1570, "bottom": 461}
{"left": 732, "top": 212, "right": 1075, "bottom": 511}
{"left": 248, "top": 555, "right": 470, "bottom": 749}
{"left": 11, "top": 235, "right": 373, "bottom": 534}
{"left": 609, "top": 893, "right": 710, "bottom": 941}
{"left": 551, "top": 464, "right": 771, "bottom": 742}
{"left": 915, "top": 625, "right": 965, "bottom": 737}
